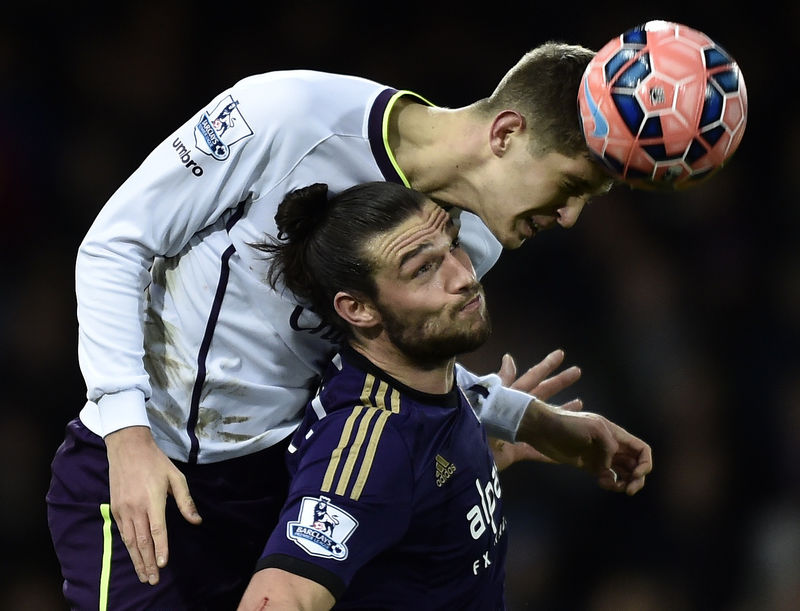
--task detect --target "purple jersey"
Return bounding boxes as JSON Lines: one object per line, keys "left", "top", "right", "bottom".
{"left": 257, "top": 348, "right": 508, "bottom": 609}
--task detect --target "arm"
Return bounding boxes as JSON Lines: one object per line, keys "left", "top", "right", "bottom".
{"left": 78, "top": 80, "right": 284, "bottom": 582}
{"left": 460, "top": 352, "right": 651, "bottom": 492}
{"left": 517, "top": 399, "right": 653, "bottom": 495}
{"left": 238, "top": 568, "right": 335, "bottom": 611}
{"left": 245, "top": 406, "right": 414, "bottom": 608}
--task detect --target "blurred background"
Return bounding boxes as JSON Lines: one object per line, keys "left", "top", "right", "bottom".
{"left": 2, "top": 1, "right": 796, "bottom": 609}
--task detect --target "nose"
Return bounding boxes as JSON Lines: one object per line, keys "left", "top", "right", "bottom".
{"left": 557, "top": 196, "right": 587, "bottom": 229}
{"left": 444, "top": 250, "right": 477, "bottom": 293}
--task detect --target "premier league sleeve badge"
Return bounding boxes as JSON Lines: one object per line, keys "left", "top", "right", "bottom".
{"left": 287, "top": 496, "right": 359, "bottom": 560}
{"left": 194, "top": 95, "right": 253, "bottom": 161}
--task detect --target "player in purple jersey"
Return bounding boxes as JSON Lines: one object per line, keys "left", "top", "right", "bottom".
{"left": 236, "top": 182, "right": 652, "bottom": 610}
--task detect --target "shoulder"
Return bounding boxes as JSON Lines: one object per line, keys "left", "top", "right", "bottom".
{"left": 230, "top": 70, "right": 388, "bottom": 125}
{"left": 292, "top": 401, "right": 411, "bottom": 502}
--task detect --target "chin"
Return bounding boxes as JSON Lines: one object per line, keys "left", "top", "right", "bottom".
{"left": 501, "top": 233, "right": 527, "bottom": 250}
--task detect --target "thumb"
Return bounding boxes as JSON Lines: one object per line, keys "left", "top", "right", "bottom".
{"left": 497, "top": 353, "right": 516, "bottom": 386}
{"left": 601, "top": 432, "right": 620, "bottom": 472}
{"left": 169, "top": 473, "right": 203, "bottom": 525}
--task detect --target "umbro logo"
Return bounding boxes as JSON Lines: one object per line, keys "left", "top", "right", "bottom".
{"left": 435, "top": 454, "right": 456, "bottom": 487}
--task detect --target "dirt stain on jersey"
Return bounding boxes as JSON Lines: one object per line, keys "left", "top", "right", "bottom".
{"left": 195, "top": 407, "right": 251, "bottom": 442}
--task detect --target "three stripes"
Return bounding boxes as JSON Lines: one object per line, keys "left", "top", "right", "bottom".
{"left": 320, "top": 374, "right": 399, "bottom": 501}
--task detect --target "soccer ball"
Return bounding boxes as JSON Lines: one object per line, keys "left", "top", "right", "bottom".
{"left": 577, "top": 20, "right": 748, "bottom": 190}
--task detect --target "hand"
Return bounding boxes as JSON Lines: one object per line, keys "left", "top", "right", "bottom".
{"left": 491, "top": 350, "right": 583, "bottom": 468}
{"left": 489, "top": 438, "right": 542, "bottom": 471}
{"left": 520, "top": 405, "right": 653, "bottom": 495}
{"left": 497, "top": 349, "right": 582, "bottom": 406}
{"left": 105, "top": 426, "right": 202, "bottom": 585}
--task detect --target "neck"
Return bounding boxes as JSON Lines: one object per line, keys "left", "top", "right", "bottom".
{"left": 349, "top": 338, "right": 455, "bottom": 395}
{"left": 388, "top": 98, "right": 486, "bottom": 214}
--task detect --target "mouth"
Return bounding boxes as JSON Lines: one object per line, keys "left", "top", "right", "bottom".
{"left": 520, "top": 218, "right": 539, "bottom": 240}
{"left": 459, "top": 292, "right": 483, "bottom": 313}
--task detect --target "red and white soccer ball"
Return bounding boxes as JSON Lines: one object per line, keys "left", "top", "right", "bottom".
{"left": 577, "top": 20, "right": 748, "bottom": 190}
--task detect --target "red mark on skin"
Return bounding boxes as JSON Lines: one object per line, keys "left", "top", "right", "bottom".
{"left": 255, "top": 598, "right": 270, "bottom": 610}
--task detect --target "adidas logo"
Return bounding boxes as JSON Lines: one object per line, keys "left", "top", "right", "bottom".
{"left": 435, "top": 454, "right": 456, "bottom": 487}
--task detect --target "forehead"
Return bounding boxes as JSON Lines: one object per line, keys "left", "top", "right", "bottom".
{"left": 365, "top": 200, "right": 451, "bottom": 270}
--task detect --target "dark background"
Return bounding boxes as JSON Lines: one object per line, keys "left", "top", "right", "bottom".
{"left": 3, "top": 1, "right": 797, "bottom": 609}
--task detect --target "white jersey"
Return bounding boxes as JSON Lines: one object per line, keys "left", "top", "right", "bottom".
{"left": 76, "top": 70, "right": 529, "bottom": 463}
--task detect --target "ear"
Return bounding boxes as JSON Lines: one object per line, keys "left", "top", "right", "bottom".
{"left": 489, "top": 110, "right": 526, "bottom": 157}
{"left": 333, "top": 291, "right": 381, "bottom": 329}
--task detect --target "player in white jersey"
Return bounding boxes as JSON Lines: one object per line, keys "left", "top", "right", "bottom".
{"left": 47, "top": 43, "right": 622, "bottom": 609}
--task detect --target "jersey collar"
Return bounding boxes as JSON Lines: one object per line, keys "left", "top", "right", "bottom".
{"left": 340, "top": 346, "right": 461, "bottom": 409}
{"left": 368, "top": 88, "right": 434, "bottom": 188}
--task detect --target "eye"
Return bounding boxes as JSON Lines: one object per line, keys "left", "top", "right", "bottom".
{"left": 561, "top": 181, "right": 580, "bottom": 195}
{"left": 412, "top": 262, "right": 433, "bottom": 279}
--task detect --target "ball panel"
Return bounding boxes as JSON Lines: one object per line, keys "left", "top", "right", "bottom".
{"left": 636, "top": 75, "right": 676, "bottom": 113}
{"left": 684, "top": 139, "right": 709, "bottom": 164}
{"left": 616, "top": 54, "right": 651, "bottom": 88}
{"left": 700, "top": 84, "right": 724, "bottom": 127}
{"left": 675, "top": 79, "right": 705, "bottom": 126}
{"left": 642, "top": 143, "right": 669, "bottom": 161}
{"left": 640, "top": 116, "right": 663, "bottom": 139}
{"left": 704, "top": 47, "right": 733, "bottom": 69}
{"left": 612, "top": 92, "right": 646, "bottom": 135}
{"left": 622, "top": 26, "right": 648, "bottom": 46}
{"left": 606, "top": 49, "right": 637, "bottom": 82}
{"left": 723, "top": 95, "right": 746, "bottom": 133}
{"left": 650, "top": 39, "right": 705, "bottom": 81}
{"left": 712, "top": 69, "right": 741, "bottom": 94}
{"left": 657, "top": 114, "right": 694, "bottom": 157}
{"left": 701, "top": 124, "right": 725, "bottom": 147}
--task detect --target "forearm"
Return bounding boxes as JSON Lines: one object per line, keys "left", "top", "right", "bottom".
{"left": 514, "top": 397, "right": 563, "bottom": 453}
{"left": 238, "top": 569, "right": 335, "bottom": 611}
{"left": 76, "top": 230, "right": 154, "bottom": 430}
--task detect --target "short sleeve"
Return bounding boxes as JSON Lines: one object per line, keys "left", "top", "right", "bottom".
{"left": 257, "top": 408, "right": 414, "bottom": 597}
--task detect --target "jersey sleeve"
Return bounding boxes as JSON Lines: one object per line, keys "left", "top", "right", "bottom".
{"left": 256, "top": 409, "right": 414, "bottom": 599}
{"left": 455, "top": 364, "right": 531, "bottom": 441}
{"left": 455, "top": 210, "right": 502, "bottom": 280}
{"left": 75, "top": 75, "right": 319, "bottom": 435}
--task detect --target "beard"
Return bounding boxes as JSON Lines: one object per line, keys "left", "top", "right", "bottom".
{"left": 377, "top": 293, "right": 492, "bottom": 367}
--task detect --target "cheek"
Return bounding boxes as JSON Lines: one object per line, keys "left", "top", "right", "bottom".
{"left": 527, "top": 184, "right": 560, "bottom": 210}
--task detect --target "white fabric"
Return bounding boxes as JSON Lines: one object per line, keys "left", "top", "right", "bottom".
{"left": 76, "top": 70, "right": 520, "bottom": 464}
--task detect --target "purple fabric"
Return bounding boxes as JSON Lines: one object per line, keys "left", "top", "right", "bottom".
{"left": 47, "top": 419, "right": 290, "bottom": 610}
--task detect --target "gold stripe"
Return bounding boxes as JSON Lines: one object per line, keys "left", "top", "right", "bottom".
{"left": 321, "top": 375, "right": 376, "bottom": 492}
{"left": 374, "top": 380, "right": 388, "bottom": 410}
{"left": 360, "top": 374, "right": 376, "bottom": 406}
{"left": 389, "top": 387, "right": 400, "bottom": 413}
{"left": 436, "top": 454, "right": 450, "bottom": 467}
{"left": 350, "top": 410, "right": 392, "bottom": 500}
{"left": 321, "top": 405, "right": 363, "bottom": 492}
{"left": 382, "top": 90, "right": 435, "bottom": 188}
{"left": 335, "top": 407, "right": 379, "bottom": 496}
{"left": 99, "top": 503, "right": 113, "bottom": 611}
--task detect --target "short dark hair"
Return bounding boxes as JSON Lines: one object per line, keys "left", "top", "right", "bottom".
{"left": 255, "top": 182, "right": 427, "bottom": 337}
{"left": 480, "top": 42, "right": 595, "bottom": 157}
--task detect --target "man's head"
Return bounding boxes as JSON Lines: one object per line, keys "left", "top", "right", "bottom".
{"left": 466, "top": 42, "right": 614, "bottom": 248}
{"left": 263, "top": 182, "right": 490, "bottom": 365}
{"left": 488, "top": 42, "right": 597, "bottom": 157}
